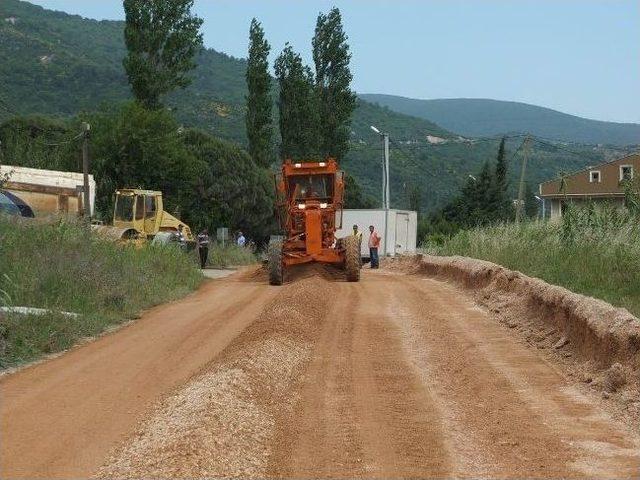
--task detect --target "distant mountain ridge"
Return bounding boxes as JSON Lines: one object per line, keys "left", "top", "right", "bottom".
{"left": 359, "top": 94, "right": 640, "bottom": 146}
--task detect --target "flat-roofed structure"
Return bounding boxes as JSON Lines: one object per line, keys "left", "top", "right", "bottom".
{"left": 0, "top": 165, "right": 95, "bottom": 216}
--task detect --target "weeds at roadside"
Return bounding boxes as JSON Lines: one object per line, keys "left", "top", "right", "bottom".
{"left": 425, "top": 204, "right": 640, "bottom": 316}
{"left": 0, "top": 216, "right": 203, "bottom": 368}
{"left": 206, "top": 243, "right": 257, "bottom": 268}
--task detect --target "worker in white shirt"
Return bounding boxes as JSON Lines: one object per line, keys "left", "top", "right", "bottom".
{"left": 237, "top": 231, "right": 246, "bottom": 247}
{"left": 197, "top": 229, "right": 210, "bottom": 268}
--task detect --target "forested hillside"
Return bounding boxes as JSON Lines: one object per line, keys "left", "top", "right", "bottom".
{"left": 360, "top": 94, "right": 640, "bottom": 147}
{"left": 0, "top": 0, "right": 631, "bottom": 212}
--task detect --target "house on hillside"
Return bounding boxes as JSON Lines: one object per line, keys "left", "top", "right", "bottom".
{"left": 539, "top": 153, "right": 640, "bottom": 220}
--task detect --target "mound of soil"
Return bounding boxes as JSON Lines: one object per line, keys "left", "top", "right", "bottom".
{"left": 387, "top": 255, "right": 640, "bottom": 419}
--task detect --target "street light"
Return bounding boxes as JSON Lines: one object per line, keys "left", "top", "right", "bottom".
{"left": 370, "top": 125, "right": 390, "bottom": 210}
{"left": 370, "top": 125, "right": 390, "bottom": 256}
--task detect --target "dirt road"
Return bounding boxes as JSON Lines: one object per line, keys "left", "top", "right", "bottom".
{"left": 2, "top": 266, "right": 638, "bottom": 478}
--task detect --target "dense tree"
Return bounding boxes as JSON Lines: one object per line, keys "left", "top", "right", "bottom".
{"left": 182, "top": 129, "right": 274, "bottom": 241}
{"left": 274, "top": 44, "right": 320, "bottom": 160}
{"left": 0, "top": 116, "right": 79, "bottom": 173}
{"left": 495, "top": 137, "right": 507, "bottom": 188}
{"left": 85, "top": 102, "right": 200, "bottom": 219}
{"left": 489, "top": 137, "right": 512, "bottom": 220}
{"left": 344, "top": 174, "right": 375, "bottom": 209}
{"left": 523, "top": 182, "right": 539, "bottom": 219}
{"left": 408, "top": 184, "right": 422, "bottom": 213}
{"left": 0, "top": 105, "right": 275, "bottom": 239}
{"left": 438, "top": 160, "right": 501, "bottom": 230}
{"left": 245, "top": 18, "right": 273, "bottom": 169}
{"left": 312, "top": 8, "right": 356, "bottom": 160}
{"left": 123, "top": 0, "right": 203, "bottom": 109}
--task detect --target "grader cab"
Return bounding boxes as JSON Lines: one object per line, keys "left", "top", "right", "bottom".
{"left": 268, "top": 159, "right": 360, "bottom": 285}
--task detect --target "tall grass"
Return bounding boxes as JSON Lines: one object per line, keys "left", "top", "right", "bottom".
{"left": 0, "top": 216, "right": 203, "bottom": 368}
{"left": 206, "top": 243, "right": 257, "bottom": 268}
{"left": 426, "top": 205, "right": 640, "bottom": 316}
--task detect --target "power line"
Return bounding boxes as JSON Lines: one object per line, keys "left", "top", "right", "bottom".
{"left": 34, "top": 131, "right": 84, "bottom": 147}
{"left": 388, "top": 138, "right": 437, "bottom": 178}
{"left": 528, "top": 136, "right": 594, "bottom": 159}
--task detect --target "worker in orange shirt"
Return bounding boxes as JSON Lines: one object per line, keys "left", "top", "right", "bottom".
{"left": 368, "top": 225, "right": 381, "bottom": 269}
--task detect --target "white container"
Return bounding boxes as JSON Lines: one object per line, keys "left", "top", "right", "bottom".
{"left": 336, "top": 209, "right": 418, "bottom": 258}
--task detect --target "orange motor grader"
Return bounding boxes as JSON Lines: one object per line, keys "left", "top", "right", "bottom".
{"left": 268, "top": 158, "right": 360, "bottom": 285}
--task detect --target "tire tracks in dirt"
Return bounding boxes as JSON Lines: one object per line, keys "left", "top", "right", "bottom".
{"left": 268, "top": 275, "right": 452, "bottom": 478}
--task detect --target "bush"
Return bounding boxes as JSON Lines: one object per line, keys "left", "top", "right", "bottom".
{"left": 0, "top": 216, "right": 203, "bottom": 368}
{"left": 426, "top": 206, "right": 640, "bottom": 316}
{"left": 206, "top": 243, "right": 257, "bottom": 268}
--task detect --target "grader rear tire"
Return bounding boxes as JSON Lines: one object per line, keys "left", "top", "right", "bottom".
{"left": 344, "top": 236, "right": 361, "bottom": 282}
{"left": 268, "top": 242, "right": 284, "bottom": 286}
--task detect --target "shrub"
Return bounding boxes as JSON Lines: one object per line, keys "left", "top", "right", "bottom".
{"left": 206, "top": 243, "right": 257, "bottom": 269}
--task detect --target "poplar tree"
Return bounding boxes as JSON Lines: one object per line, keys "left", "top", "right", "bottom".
{"left": 274, "top": 44, "right": 319, "bottom": 160}
{"left": 495, "top": 137, "right": 507, "bottom": 189}
{"left": 312, "top": 8, "right": 356, "bottom": 160}
{"left": 245, "top": 19, "right": 273, "bottom": 169}
{"left": 490, "top": 136, "right": 512, "bottom": 220}
{"left": 123, "top": 0, "right": 203, "bottom": 109}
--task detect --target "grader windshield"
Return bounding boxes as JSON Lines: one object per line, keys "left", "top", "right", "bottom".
{"left": 289, "top": 174, "right": 334, "bottom": 201}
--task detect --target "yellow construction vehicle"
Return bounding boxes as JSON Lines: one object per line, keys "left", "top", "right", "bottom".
{"left": 92, "top": 188, "right": 194, "bottom": 244}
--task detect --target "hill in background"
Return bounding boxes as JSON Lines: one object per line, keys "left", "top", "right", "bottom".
{"left": 0, "top": 0, "right": 633, "bottom": 212}
{"left": 360, "top": 94, "right": 640, "bottom": 147}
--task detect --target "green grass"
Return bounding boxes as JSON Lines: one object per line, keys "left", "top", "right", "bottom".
{"left": 205, "top": 243, "right": 257, "bottom": 268}
{"left": 0, "top": 216, "right": 203, "bottom": 368}
{"left": 425, "top": 205, "right": 640, "bottom": 317}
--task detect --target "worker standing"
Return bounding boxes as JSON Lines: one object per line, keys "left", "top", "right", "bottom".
{"left": 197, "top": 229, "right": 210, "bottom": 269}
{"left": 237, "top": 231, "right": 246, "bottom": 247}
{"left": 368, "top": 225, "right": 381, "bottom": 269}
{"left": 176, "top": 225, "right": 187, "bottom": 250}
{"left": 352, "top": 224, "right": 363, "bottom": 267}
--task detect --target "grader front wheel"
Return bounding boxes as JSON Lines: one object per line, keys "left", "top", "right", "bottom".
{"left": 344, "top": 236, "right": 361, "bottom": 282}
{"left": 268, "top": 242, "right": 284, "bottom": 286}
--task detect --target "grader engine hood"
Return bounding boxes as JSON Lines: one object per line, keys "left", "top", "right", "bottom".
{"left": 303, "top": 206, "right": 323, "bottom": 255}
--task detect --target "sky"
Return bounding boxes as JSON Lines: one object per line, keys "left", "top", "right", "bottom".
{"left": 29, "top": 0, "right": 640, "bottom": 123}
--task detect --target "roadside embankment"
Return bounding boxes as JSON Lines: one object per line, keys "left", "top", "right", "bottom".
{"left": 0, "top": 216, "right": 202, "bottom": 369}
{"left": 388, "top": 255, "right": 640, "bottom": 407}
{"left": 425, "top": 214, "right": 640, "bottom": 317}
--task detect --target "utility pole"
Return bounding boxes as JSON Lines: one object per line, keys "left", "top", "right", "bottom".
{"left": 515, "top": 135, "right": 531, "bottom": 223}
{"left": 81, "top": 122, "right": 91, "bottom": 221}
